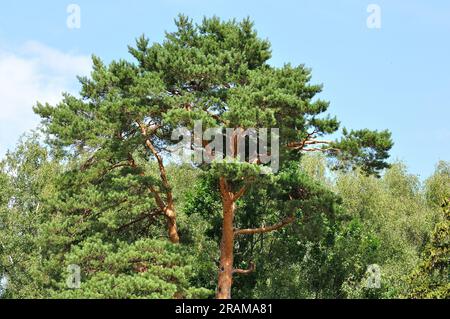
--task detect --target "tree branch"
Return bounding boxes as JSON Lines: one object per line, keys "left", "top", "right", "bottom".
{"left": 287, "top": 128, "right": 334, "bottom": 151}
{"left": 304, "top": 139, "right": 333, "bottom": 145}
{"left": 128, "top": 153, "right": 167, "bottom": 210}
{"left": 116, "top": 210, "right": 160, "bottom": 232}
{"left": 234, "top": 215, "right": 296, "bottom": 236}
{"left": 302, "top": 147, "right": 339, "bottom": 153}
{"left": 233, "top": 262, "right": 256, "bottom": 275}
{"left": 205, "top": 109, "right": 228, "bottom": 125}
{"left": 137, "top": 121, "right": 173, "bottom": 204}
{"left": 219, "top": 176, "right": 232, "bottom": 199}
{"left": 232, "top": 179, "right": 254, "bottom": 201}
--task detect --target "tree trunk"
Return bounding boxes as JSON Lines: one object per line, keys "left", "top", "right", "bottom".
{"left": 137, "top": 123, "right": 181, "bottom": 244}
{"left": 216, "top": 195, "right": 236, "bottom": 299}
{"left": 164, "top": 205, "right": 179, "bottom": 244}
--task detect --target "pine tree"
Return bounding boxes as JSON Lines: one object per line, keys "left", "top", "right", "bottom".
{"left": 33, "top": 15, "right": 393, "bottom": 299}
{"left": 0, "top": 136, "right": 212, "bottom": 298}
{"left": 34, "top": 56, "right": 181, "bottom": 243}
{"left": 126, "top": 15, "right": 392, "bottom": 298}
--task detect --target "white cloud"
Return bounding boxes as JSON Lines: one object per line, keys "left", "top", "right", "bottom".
{"left": 0, "top": 41, "right": 91, "bottom": 156}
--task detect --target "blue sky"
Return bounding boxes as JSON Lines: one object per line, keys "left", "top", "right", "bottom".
{"left": 0, "top": 0, "right": 449, "bottom": 179}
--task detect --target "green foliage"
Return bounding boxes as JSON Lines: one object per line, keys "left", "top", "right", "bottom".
{"left": 184, "top": 162, "right": 372, "bottom": 298}
{"left": 425, "top": 161, "right": 450, "bottom": 208}
{"left": 405, "top": 198, "right": 450, "bottom": 299}
{"left": 54, "top": 237, "right": 211, "bottom": 299}
{"left": 0, "top": 134, "right": 59, "bottom": 298}
{"left": 333, "top": 161, "right": 441, "bottom": 298}
{"left": 1, "top": 139, "right": 446, "bottom": 299}
{"left": 208, "top": 156, "right": 445, "bottom": 299}
{"left": 332, "top": 128, "right": 393, "bottom": 177}
{"left": 127, "top": 15, "right": 392, "bottom": 178}
{"left": 0, "top": 136, "right": 212, "bottom": 299}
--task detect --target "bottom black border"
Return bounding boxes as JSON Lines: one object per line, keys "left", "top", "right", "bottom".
{"left": 0, "top": 299, "right": 443, "bottom": 318}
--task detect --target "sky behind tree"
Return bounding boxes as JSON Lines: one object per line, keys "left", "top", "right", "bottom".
{"left": 0, "top": 0, "right": 449, "bottom": 178}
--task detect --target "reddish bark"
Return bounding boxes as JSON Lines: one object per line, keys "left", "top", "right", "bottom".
{"left": 216, "top": 178, "right": 296, "bottom": 299}
{"left": 216, "top": 190, "right": 236, "bottom": 299}
{"left": 127, "top": 121, "right": 181, "bottom": 244}
{"left": 164, "top": 205, "right": 180, "bottom": 244}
